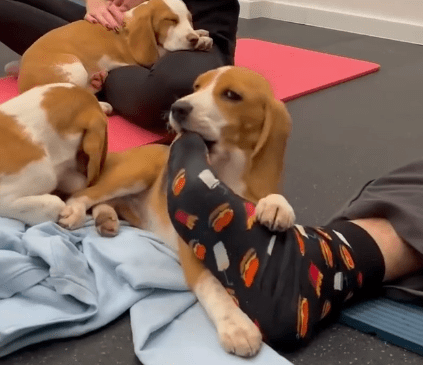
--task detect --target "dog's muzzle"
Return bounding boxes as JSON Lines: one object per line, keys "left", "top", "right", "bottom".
{"left": 170, "top": 100, "right": 193, "bottom": 125}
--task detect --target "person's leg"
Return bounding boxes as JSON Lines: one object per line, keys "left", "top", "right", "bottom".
{"left": 102, "top": 46, "right": 226, "bottom": 130}
{"left": 165, "top": 132, "right": 386, "bottom": 348}
{"left": 351, "top": 218, "right": 423, "bottom": 282}
{"left": 14, "top": 0, "right": 85, "bottom": 22}
{"left": 184, "top": 0, "right": 240, "bottom": 65}
{"left": 0, "top": 0, "right": 84, "bottom": 56}
{"left": 328, "top": 159, "right": 423, "bottom": 286}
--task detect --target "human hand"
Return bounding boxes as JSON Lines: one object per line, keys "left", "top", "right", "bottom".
{"left": 109, "top": 0, "right": 147, "bottom": 12}
{"left": 85, "top": 0, "right": 146, "bottom": 31}
{"left": 105, "top": 0, "right": 147, "bottom": 28}
{"left": 85, "top": 0, "right": 121, "bottom": 31}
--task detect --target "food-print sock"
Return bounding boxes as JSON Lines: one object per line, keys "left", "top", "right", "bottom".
{"left": 167, "top": 132, "right": 385, "bottom": 348}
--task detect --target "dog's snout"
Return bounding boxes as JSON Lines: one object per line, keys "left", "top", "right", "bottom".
{"left": 187, "top": 33, "right": 199, "bottom": 46}
{"left": 170, "top": 101, "right": 193, "bottom": 123}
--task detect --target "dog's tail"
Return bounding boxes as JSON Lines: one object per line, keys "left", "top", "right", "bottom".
{"left": 4, "top": 60, "right": 20, "bottom": 77}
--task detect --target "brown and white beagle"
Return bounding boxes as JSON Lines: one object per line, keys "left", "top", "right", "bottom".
{"left": 58, "top": 66, "right": 295, "bottom": 357}
{"left": 14, "top": 0, "right": 213, "bottom": 95}
{"left": 0, "top": 83, "right": 109, "bottom": 226}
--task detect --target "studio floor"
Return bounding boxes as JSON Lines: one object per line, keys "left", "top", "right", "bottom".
{"left": 2, "top": 16, "right": 423, "bottom": 365}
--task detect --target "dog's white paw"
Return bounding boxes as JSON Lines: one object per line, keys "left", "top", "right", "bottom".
{"left": 92, "top": 204, "right": 120, "bottom": 237}
{"left": 195, "top": 29, "right": 210, "bottom": 37}
{"left": 195, "top": 30, "right": 213, "bottom": 51}
{"left": 36, "top": 194, "right": 67, "bottom": 223}
{"left": 4, "top": 60, "right": 20, "bottom": 77}
{"left": 99, "top": 101, "right": 113, "bottom": 115}
{"left": 217, "top": 308, "right": 262, "bottom": 357}
{"left": 58, "top": 201, "right": 87, "bottom": 229}
{"left": 256, "top": 194, "right": 295, "bottom": 231}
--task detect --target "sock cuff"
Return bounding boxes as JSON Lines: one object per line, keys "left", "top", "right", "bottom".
{"left": 324, "top": 220, "right": 385, "bottom": 290}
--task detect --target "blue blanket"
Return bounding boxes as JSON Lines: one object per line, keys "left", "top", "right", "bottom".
{"left": 0, "top": 217, "right": 291, "bottom": 364}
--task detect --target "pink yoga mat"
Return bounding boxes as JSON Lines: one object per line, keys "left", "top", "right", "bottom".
{"left": 0, "top": 38, "right": 380, "bottom": 152}
{"left": 235, "top": 38, "right": 380, "bottom": 102}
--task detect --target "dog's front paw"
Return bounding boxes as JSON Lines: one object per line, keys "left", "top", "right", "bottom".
{"left": 217, "top": 308, "right": 263, "bottom": 357}
{"left": 38, "top": 194, "right": 67, "bottom": 223}
{"left": 92, "top": 204, "right": 120, "bottom": 237}
{"left": 58, "top": 202, "right": 87, "bottom": 229}
{"left": 195, "top": 30, "right": 213, "bottom": 51}
{"left": 99, "top": 101, "right": 113, "bottom": 115}
{"left": 256, "top": 194, "right": 295, "bottom": 231}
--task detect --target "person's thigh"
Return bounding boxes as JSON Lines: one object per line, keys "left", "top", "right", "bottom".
{"left": 13, "top": 0, "right": 85, "bottom": 22}
{"left": 102, "top": 46, "right": 226, "bottom": 129}
{"left": 0, "top": 0, "right": 83, "bottom": 55}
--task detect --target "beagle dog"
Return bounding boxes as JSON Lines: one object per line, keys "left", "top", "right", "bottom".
{"left": 0, "top": 83, "right": 109, "bottom": 226}
{"left": 58, "top": 66, "right": 295, "bottom": 357}
{"left": 15, "top": 0, "right": 213, "bottom": 95}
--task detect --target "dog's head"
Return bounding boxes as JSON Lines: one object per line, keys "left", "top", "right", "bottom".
{"left": 169, "top": 66, "right": 292, "bottom": 201}
{"left": 125, "top": 0, "right": 200, "bottom": 66}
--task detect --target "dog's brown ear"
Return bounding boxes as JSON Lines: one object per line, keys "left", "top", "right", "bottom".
{"left": 126, "top": 6, "right": 160, "bottom": 67}
{"left": 81, "top": 113, "right": 108, "bottom": 186}
{"left": 247, "top": 98, "right": 292, "bottom": 201}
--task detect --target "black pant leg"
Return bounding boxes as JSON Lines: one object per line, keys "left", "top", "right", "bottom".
{"left": 13, "top": 0, "right": 85, "bottom": 22}
{"left": 0, "top": 0, "right": 84, "bottom": 55}
{"left": 184, "top": 0, "right": 240, "bottom": 64}
{"left": 102, "top": 46, "right": 226, "bottom": 129}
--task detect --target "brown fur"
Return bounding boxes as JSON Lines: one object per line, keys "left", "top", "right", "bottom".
{"left": 0, "top": 112, "right": 45, "bottom": 175}
{"left": 17, "top": 0, "right": 195, "bottom": 93}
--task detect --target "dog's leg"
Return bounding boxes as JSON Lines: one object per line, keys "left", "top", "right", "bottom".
{"left": 59, "top": 182, "right": 129, "bottom": 230}
{"left": 92, "top": 203, "right": 120, "bottom": 236}
{"left": 59, "top": 145, "right": 169, "bottom": 230}
{"left": 88, "top": 70, "right": 108, "bottom": 94}
{"left": 4, "top": 60, "right": 20, "bottom": 77}
{"left": 178, "top": 238, "right": 262, "bottom": 357}
{"left": 0, "top": 194, "right": 66, "bottom": 226}
{"left": 99, "top": 101, "right": 113, "bottom": 115}
{"left": 256, "top": 193, "right": 296, "bottom": 231}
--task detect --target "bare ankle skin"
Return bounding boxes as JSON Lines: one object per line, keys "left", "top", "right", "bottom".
{"left": 351, "top": 218, "right": 423, "bottom": 282}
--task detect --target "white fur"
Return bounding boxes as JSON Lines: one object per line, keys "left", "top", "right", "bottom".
{"left": 193, "top": 271, "right": 262, "bottom": 356}
{"left": 56, "top": 63, "right": 90, "bottom": 88}
{"left": 169, "top": 67, "right": 230, "bottom": 142}
{"left": 0, "top": 84, "right": 87, "bottom": 225}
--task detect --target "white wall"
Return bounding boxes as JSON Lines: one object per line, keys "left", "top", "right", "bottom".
{"left": 239, "top": 0, "right": 423, "bottom": 45}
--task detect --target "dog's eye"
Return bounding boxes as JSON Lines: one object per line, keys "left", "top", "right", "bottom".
{"left": 222, "top": 89, "right": 242, "bottom": 101}
{"left": 193, "top": 83, "right": 201, "bottom": 91}
{"left": 164, "top": 18, "right": 178, "bottom": 25}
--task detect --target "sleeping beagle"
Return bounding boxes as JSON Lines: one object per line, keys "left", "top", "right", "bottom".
{"left": 0, "top": 83, "right": 109, "bottom": 226}
{"left": 15, "top": 0, "right": 213, "bottom": 94}
{"left": 58, "top": 66, "right": 295, "bottom": 357}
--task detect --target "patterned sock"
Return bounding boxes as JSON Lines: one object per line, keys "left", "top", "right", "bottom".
{"left": 166, "top": 132, "right": 386, "bottom": 349}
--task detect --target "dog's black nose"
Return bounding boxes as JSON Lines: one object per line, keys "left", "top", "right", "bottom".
{"left": 170, "top": 101, "right": 193, "bottom": 123}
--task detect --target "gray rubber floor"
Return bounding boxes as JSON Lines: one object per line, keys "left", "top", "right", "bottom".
{"left": 2, "top": 17, "right": 423, "bottom": 365}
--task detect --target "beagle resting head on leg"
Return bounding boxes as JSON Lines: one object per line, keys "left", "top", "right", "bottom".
{"left": 59, "top": 66, "right": 295, "bottom": 356}
{"left": 16, "top": 0, "right": 213, "bottom": 95}
{"left": 169, "top": 65, "right": 295, "bottom": 229}
{"left": 0, "top": 84, "right": 109, "bottom": 226}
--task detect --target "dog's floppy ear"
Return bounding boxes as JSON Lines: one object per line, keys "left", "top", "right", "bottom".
{"left": 80, "top": 113, "right": 108, "bottom": 186}
{"left": 247, "top": 98, "right": 292, "bottom": 201}
{"left": 126, "top": 5, "right": 160, "bottom": 67}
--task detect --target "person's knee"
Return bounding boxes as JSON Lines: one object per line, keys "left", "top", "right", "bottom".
{"left": 102, "top": 49, "right": 225, "bottom": 127}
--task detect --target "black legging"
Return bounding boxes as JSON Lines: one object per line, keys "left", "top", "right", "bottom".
{"left": 0, "top": 0, "right": 240, "bottom": 130}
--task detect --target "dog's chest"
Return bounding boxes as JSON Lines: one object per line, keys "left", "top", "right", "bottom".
{"left": 211, "top": 147, "right": 247, "bottom": 197}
